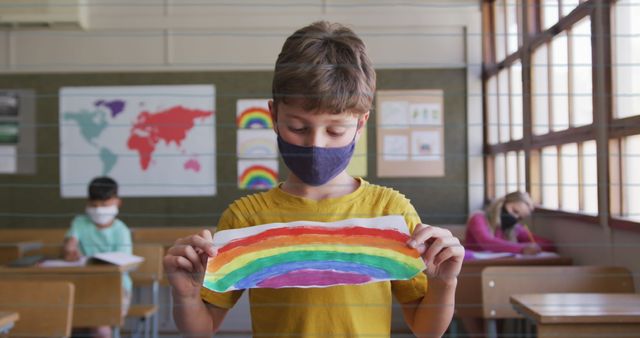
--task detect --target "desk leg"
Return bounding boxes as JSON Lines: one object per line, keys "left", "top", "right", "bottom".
{"left": 485, "top": 319, "right": 497, "bottom": 338}
{"left": 152, "top": 280, "right": 159, "bottom": 338}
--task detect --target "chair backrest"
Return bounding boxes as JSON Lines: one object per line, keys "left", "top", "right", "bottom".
{"left": 132, "top": 244, "right": 164, "bottom": 286}
{"left": 481, "top": 265, "right": 635, "bottom": 319}
{"left": 0, "top": 229, "right": 67, "bottom": 257}
{"left": 0, "top": 280, "right": 75, "bottom": 337}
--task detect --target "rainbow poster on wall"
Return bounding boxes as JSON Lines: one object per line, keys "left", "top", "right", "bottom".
{"left": 203, "top": 215, "right": 425, "bottom": 292}
{"left": 237, "top": 129, "right": 277, "bottom": 159}
{"left": 238, "top": 160, "right": 278, "bottom": 190}
{"left": 236, "top": 99, "right": 273, "bottom": 129}
{"left": 236, "top": 99, "right": 278, "bottom": 190}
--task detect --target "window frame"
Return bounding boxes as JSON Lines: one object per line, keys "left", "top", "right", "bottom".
{"left": 482, "top": 0, "right": 640, "bottom": 230}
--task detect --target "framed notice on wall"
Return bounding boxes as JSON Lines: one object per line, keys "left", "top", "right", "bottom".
{"left": 376, "top": 89, "right": 444, "bottom": 177}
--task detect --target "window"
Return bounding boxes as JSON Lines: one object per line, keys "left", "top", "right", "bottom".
{"left": 571, "top": 18, "right": 593, "bottom": 126}
{"left": 551, "top": 32, "right": 570, "bottom": 131}
{"left": 582, "top": 140, "right": 597, "bottom": 214}
{"left": 614, "top": 0, "right": 640, "bottom": 119}
{"left": 487, "top": 76, "right": 499, "bottom": 144}
{"left": 484, "top": 0, "right": 599, "bottom": 217}
{"left": 622, "top": 136, "right": 640, "bottom": 221}
{"left": 531, "top": 17, "right": 593, "bottom": 134}
{"left": 611, "top": 0, "right": 640, "bottom": 225}
{"left": 533, "top": 44, "right": 550, "bottom": 135}
{"left": 510, "top": 62, "right": 523, "bottom": 140}
{"left": 541, "top": 146, "right": 559, "bottom": 209}
{"left": 541, "top": 0, "right": 559, "bottom": 31}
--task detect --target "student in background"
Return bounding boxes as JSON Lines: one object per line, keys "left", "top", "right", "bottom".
{"left": 163, "top": 21, "right": 465, "bottom": 338}
{"left": 464, "top": 191, "right": 555, "bottom": 254}
{"left": 63, "top": 176, "right": 132, "bottom": 338}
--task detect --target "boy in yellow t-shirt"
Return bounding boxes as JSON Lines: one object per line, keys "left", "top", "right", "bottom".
{"left": 164, "top": 21, "right": 464, "bottom": 338}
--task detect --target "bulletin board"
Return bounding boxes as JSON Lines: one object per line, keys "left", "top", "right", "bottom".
{"left": 376, "top": 89, "right": 444, "bottom": 177}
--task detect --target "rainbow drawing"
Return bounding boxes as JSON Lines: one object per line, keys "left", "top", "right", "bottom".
{"left": 238, "top": 161, "right": 278, "bottom": 190}
{"left": 203, "top": 215, "right": 425, "bottom": 292}
{"left": 237, "top": 107, "right": 273, "bottom": 129}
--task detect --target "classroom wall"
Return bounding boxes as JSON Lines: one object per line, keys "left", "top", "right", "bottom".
{"left": 0, "top": 68, "right": 469, "bottom": 229}
{"left": 0, "top": 0, "right": 483, "bottom": 230}
{"left": 0, "top": 1, "right": 475, "bottom": 73}
{"left": 533, "top": 216, "right": 640, "bottom": 291}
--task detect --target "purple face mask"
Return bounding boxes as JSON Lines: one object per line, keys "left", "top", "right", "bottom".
{"left": 276, "top": 121, "right": 360, "bottom": 186}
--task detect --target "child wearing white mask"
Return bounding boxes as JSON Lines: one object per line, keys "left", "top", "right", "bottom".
{"left": 63, "top": 176, "right": 132, "bottom": 338}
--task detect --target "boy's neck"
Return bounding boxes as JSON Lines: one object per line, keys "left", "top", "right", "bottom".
{"left": 281, "top": 172, "right": 359, "bottom": 200}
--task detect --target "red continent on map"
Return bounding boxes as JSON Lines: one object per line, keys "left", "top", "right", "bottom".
{"left": 127, "top": 106, "right": 213, "bottom": 170}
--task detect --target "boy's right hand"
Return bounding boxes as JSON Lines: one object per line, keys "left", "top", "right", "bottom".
{"left": 63, "top": 237, "right": 81, "bottom": 261}
{"left": 163, "top": 229, "right": 217, "bottom": 300}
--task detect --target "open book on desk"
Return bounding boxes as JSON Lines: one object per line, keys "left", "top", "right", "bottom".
{"left": 466, "top": 250, "right": 515, "bottom": 260}
{"left": 466, "top": 250, "right": 559, "bottom": 261}
{"left": 39, "top": 252, "right": 144, "bottom": 268}
{"left": 514, "top": 251, "right": 559, "bottom": 259}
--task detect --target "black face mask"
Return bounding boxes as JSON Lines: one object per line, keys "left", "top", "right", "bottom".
{"left": 500, "top": 206, "right": 519, "bottom": 231}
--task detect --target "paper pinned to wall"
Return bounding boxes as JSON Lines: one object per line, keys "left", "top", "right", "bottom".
{"left": 0, "top": 146, "right": 17, "bottom": 173}
{"left": 411, "top": 131, "right": 441, "bottom": 161}
{"left": 237, "top": 159, "right": 278, "bottom": 190}
{"left": 203, "top": 215, "right": 425, "bottom": 292}
{"left": 376, "top": 89, "right": 445, "bottom": 177}
{"left": 383, "top": 135, "right": 409, "bottom": 161}
{"left": 379, "top": 101, "right": 410, "bottom": 128}
{"left": 237, "top": 129, "right": 278, "bottom": 159}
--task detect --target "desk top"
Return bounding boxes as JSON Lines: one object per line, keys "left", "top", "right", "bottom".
{"left": 463, "top": 255, "right": 572, "bottom": 267}
{"left": 0, "top": 311, "right": 19, "bottom": 329}
{"left": 0, "top": 240, "right": 43, "bottom": 250}
{"left": 0, "top": 261, "right": 140, "bottom": 273}
{"left": 510, "top": 293, "right": 640, "bottom": 324}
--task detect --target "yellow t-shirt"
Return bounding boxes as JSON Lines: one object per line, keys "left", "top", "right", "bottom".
{"left": 201, "top": 178, "right": 427, "bottom": 337}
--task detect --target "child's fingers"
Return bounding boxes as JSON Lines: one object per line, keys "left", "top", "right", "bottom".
{"left": 173, "top": 256, "right": 195, "bottom": 273}
{"left": 432, "top": 245, "right": 464, "bottom": 266}
{"left": 179, "top": 234, "right": 216, "bottom": 257}
{"left": 166, "top": 244, "right": 202, "bottom": 271}
{"left": 424, "top": 236, "right": 461, "bottom": 263}
{"left": 408, "top": 224, "right": 453, "bottom": 249}
{"left": 423, "top": 237, "right": 445, "bottom": 263}
{"left": 201, "top": 229, "right": 213, "bottom": 242}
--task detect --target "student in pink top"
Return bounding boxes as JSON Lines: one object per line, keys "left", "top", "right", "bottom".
{"left": 464, "top": 191, "right": 555, "bottom": 255}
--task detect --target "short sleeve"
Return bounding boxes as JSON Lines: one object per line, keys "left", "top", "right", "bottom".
{"left": 199, "top": 207, "right": 245, "bottom": 309}
{"left": 389, "top": 192, "right": 428, "bottom": 303}
{"left": 117, "top": 223, "right": 133, "bottom": 254}
{"left": 392, "top": 271, "right": 428, "bottom": 303}
{"left": 65, "top": 216, "right": 82, "bottom": 239}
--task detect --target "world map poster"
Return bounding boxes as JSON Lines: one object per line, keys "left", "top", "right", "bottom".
{"left": 59, "top": 85, "right": 216, "bottom": 197}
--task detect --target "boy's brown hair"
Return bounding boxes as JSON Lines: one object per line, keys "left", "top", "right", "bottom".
{"left": 272, "top": 21, "right": 376, "bottom": 115}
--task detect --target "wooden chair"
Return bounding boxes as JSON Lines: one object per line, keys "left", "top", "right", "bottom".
{"left": 0, "top": 280, "right": 75, "bottom": 337}
{"left": 0, "top": 228, "right": 67, "bottom": 257}
{"left": 126, "top": 244, "right": 164, "bottom": 338}
{"left": 481, "top": 265, "right": 635, "bottom": 338}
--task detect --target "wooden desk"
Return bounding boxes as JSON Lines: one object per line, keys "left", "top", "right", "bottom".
{"left": 510, "top": 293, "right": 640, "bottom": 338}
{"left": 0, "top": 312, "right": 19, "bottom": 334}
{"left": 456, "top": 255, "right": 572, "bottom": 318}
{"left": 0, "top": 262, "right": 140, "bottom": 328}
{"left": 0, "top": 241, "right": 43, "bottom": 265}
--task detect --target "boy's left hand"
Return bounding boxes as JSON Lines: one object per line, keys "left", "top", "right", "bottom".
{"left": 407, "top": 224, "right": 464, "bottom": 282}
